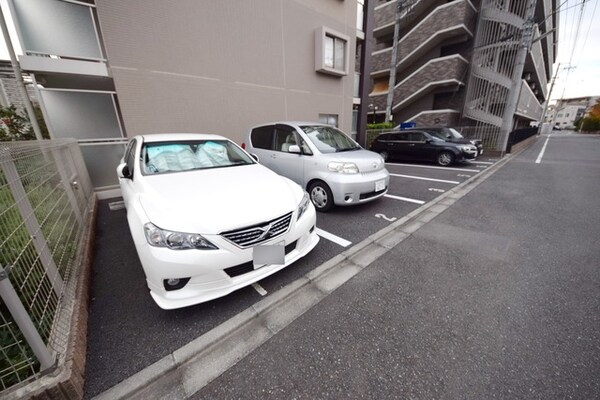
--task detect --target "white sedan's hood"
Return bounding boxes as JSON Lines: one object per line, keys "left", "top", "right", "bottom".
{"left": 136, "top": 164, "right": 302, "bottom": 234}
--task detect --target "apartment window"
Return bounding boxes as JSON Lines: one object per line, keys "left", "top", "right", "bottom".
{"left": 319, "top": 114, "right": 339, "bottom": 127}
{"left": 315, "top": 27, "right": 349, "bottom": 77}
{"left": 324, "top": 35, "right": 346, "bottom": 70}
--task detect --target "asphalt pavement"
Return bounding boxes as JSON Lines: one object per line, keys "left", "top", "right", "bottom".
{"left": 193, "top": 133, "right": 600, "bottom": 399}
{"left": 88, "top": 132, "right": 600, "bottom": 399}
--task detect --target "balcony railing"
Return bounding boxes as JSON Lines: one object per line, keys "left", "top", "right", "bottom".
{"left": 516, "top": 80, "right": 543, "bottom": 120}
{"left": 373, "top": 0, "right": 430, "bottom": 37}
{"left": 372, "top": 0, "right": 476, "bottom": 76}
{"left": 369, "top": 55, "right": 469, "bottom": 112}
{"left": 11, "top": 0, "right": 107, "bottom": 76}
{"left": 527, "top": 26, "right": 548, "bottom": 99}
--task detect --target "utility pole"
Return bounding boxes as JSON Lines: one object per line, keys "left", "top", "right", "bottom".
{"left": 357, "top": 0, "right": 375, "bottom": 147}
{"left": 548, "top": 64, "right": 576, "bottom": 128}
{"left": 385, "top": 0, "right": 403, "bottom": 124}
{"left": 498, "top": 0, "right": 536, "bottom": 153}
{"left": 0, "top": 5, "right": 44, "bottom": 140}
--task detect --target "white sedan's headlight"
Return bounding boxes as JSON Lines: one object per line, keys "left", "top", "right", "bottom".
{"left": 328, "top": 161, "right": 359, "bottom": 174}
{"left": 144, "top": 222, "right": 217, "bottom": 250}
{"left": 297, "top": 192, "right": 310, "bottom": 221}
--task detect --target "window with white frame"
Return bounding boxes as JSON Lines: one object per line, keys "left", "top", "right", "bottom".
{"left": 315, "top": 27, "right": 349, "bottom": 77}
{"left": 324, "top": 35, "right": 346, "bottom": 70}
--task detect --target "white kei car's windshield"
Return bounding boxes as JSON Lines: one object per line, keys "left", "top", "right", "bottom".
{"left": 300, "top": 125, "right": 360, "bottom": 153}
{"left": 142, "top": 140, "right": 254, "bottom": 174}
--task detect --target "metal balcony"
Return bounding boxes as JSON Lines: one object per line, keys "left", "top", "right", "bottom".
{"left": 516, "top": 80, "right": 543, "bottom": 121}
{"left": 369, "top": 55, "right": 469, "bottom": 113}
{"left": 372, "top": 0, "right": 476, "bottom": 77}
{"left": 11, "top": 0, "right": 108, "bottom": 77}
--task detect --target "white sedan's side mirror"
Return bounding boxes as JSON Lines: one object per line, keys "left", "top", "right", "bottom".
{"left": 117, "top": 163, "right": 132, "bottom": 179}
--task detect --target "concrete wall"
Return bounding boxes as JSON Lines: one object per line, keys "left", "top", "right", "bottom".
{"left": 96, "top": 0, "right": 357, "bottom": 144}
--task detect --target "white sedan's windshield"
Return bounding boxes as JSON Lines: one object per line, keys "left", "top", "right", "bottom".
{"left": 142, "top": 140, "right": 254, "bottom": 174}
{"left": 300, "top": 125, "right": 360, "bottom": 153}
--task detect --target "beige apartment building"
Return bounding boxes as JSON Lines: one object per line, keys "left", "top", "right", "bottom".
{"left": 544, "top": 96, "right": 599, "bottom": 129}
{"left": 368, "top": 0, "right": 558, "bottom": 151}
{"left": 7, "top": 0, "right": 367, "bottom": 196}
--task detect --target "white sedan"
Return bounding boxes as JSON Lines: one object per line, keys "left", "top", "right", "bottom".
{"left": 117, "top": 133, "right": 319, "bottom": 309}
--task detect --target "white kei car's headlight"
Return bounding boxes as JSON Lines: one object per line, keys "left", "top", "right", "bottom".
{"left": 297, "top": 192, "right": 310, "bottom": 221}
{"left": 328, "top": 161, "right": 359, "bottom": 174}
{"left": 144, "top": 222, "right": 217, "bottom": 250}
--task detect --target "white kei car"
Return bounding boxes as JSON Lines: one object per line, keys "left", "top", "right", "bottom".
{"left": 117, "top": 133, "right": 319, "bottom": 309}
{"left": 245, "top": 122, "right": 389, "bottom": 212}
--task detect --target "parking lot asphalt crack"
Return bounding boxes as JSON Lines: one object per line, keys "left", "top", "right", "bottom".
{"left": 93, "top": 143, "right": 533, "bottom": 400}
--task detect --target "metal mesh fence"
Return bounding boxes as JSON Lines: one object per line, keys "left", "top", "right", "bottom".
{"left": 0, "top": 139, "right": 93, "bottom": 392}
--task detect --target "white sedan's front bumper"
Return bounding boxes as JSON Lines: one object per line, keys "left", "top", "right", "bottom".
{"left": 136, "top": 207, "right": 319, "bottom": 310}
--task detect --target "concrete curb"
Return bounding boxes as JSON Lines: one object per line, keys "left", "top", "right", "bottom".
{"left": 93, "top": 140, "right": 536, "bottom": 400}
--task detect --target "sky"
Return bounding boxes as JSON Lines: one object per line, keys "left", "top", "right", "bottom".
{"left": 0, "top": 0, "right": 598, "bottom": 103}
{"left": 550, "top": 0, "right": 600, "bottom": 102}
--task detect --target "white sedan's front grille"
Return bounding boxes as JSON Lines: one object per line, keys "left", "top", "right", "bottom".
{"left": 221, "top": 212, "right": 293, "bottom": 248}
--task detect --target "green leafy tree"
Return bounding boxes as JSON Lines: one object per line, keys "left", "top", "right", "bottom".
{"left": 367, "top": 122, "right": 393, "bottom": 130}
{"left": 0, "top": 104, "right": 49, "bottom": 141}
{"left": 579, "top": 100, "right": 600, "bottom": 133}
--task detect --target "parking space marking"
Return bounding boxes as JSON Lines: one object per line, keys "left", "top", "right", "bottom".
{"left": 316, "top": 228, "right": 352, "bottom": 247}
{"left": 375, "top": 213, "right": 397, "bottom": 222}
{"left": 385, "top": 163, "right": 480, "bottom": 173}
{"left": 470, "top": 161, "right": 494, "bottom": 165}
{"left": 536, "top": 135, "right": 551, "bottom": 164}
{"left": 428, "top": 188, "right": 445, "bottom": 193}
{"left": 251, "top": 283, "right": 268, "bottom": 296}
{"left": 457, "top": 174, "right": 471, "bottom": 178}
{"left": 389, "top": 173, "right": 459, "bottom": 185}
{"left": 384, "top": 194, "right": 425, "bottom": 205}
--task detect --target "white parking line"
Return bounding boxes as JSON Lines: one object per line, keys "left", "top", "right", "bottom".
{"left": 384, "top": 194, "right": 425, "bottom": 205}
{"left": 385, "top": 162, "right": 480, "bottom": 173}
{"left": 389, "top": 173, "right": 459, "bottom": 185}
{"left": 536, "top": 135, "right": 551, "bottom": 164}
{"left": 251, "top": 283, "right": 268, "bottom": 296}
{"left": 315, "top": 228, "right": 352, "bottom": 247}
{"left": 470, "top": 161, "right": 494, "bottom": 165}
